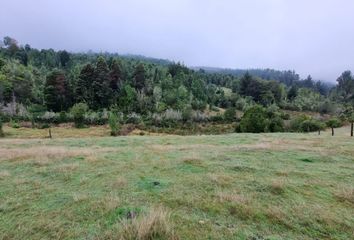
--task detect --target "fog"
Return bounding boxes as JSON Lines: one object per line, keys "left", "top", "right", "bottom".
{"left": 1, "top": 0, "right": 354, "bottom": 82}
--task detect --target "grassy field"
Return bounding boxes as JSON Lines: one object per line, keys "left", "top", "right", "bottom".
{"left": 0, "top": 126, "right": 353, "bottom": 239}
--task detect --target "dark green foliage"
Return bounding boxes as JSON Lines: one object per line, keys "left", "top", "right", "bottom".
{"left": 76, "top": 63, "right": 95, "bottom": 105}
{"left": 287, "top": 86, "right": 298, "bottom": 100}
{"left": 44, "top": 70, "right": 70, "bottom": 112}
{"left": 70, "top": 102, "right": 88, "bottom": 128}
{"left": 336, "top": 71, "right": 354, "bottom": 102}
{"left": 224, "top": 108, "right": 236, "bottom": 122}
{"left": 118, "top": 84, "right": 137, "bottom": 113}
{"left": 109, "top": 59, "right": 122, "bottom": 91}
{"left": 0, "top": 37, "right": 350, "bottom": 130}
{"left": 240, "top": 105, "right": 269, "bottom": 133}
{"left": 93, "top": 57, "right": 112, "bottom": 109}
{"left": 133, "top": 63, "right": 146, "bottom": 91}
{"left": 108, "top": 111, "right": 120, "bottom": 136}
{"left": 299, "top": 119, "right": 325, "bottom": 133}
{"left": 58, "top": 50, "right": 70, "bottom": 67}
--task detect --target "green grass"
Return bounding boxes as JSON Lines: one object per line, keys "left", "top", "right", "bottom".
{"left": 0, "top": 126, "right": 353, "bottom": 239}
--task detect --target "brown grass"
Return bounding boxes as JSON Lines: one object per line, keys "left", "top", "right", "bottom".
{"left": 182, "top": 157, "right": 203, "bottom": 166}
{"left": 114, "top": 207, "right": 178, "bottom": 240}
{"left": 217, "top": 191, "right": 248, "bottom": 204}
{"left": 56, "top": 163, "right": 80, "bottom": 173}
{"left": 0, "top": 170, "right": 11, "bottom": 179}
{"left": 0, "top": 146, "right": 94, "bottom": 162}
{"left": 266, "top": 206, "right": 291, "bottom": 228}
{"left": 208, "top": 174, "right": 233, "bottom": 187}
{"left": 334, "top": 187, "right": 354, "bottom": 204}
{"left": 112, "top": 176, "right": 128, "bottom": 188}
{"left": 72, "top": 193, "right": 89, "bottom": 202}
{"left": 269, "top": 179, "right": 286, "bottom": 194}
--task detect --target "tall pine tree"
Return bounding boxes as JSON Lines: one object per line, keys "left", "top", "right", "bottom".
{"left": 133, "top": 63, "right": 146, "bottom": 91}
{"left": 93, "top": 56, "right": 112, "bottom": 109}
{"left": 76, "top": 63, "right": 95, "bottom": 106}
{"left": 44, "top": 70, "right": 70, "bottom": 111}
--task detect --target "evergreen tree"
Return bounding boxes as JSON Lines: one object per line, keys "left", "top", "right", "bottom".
{"left": 58, "top": 50, "right": 70, "bottom": 67}
{"left": 93, "top": 56, "right": 112, "bottom": 109}
{"left": 109, "top": 59, "right": 122, "bottom": 91}
{"left": 76, "top": 63, "right": 95, "bottom": 105}
{"left": 44, "top": 70, "right": 70, "bottom": 111}
{"left": 133, "top": 63, "right": 146, "bottom": 91}
{"left": 287, "top": 86, "right": 298, "bottom": 100}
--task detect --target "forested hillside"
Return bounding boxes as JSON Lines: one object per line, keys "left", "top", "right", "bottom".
{"left": 0, "top": 36, "right": 353, "bottom": 134}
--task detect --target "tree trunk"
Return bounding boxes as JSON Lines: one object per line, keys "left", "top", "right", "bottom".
{"left": 318, "top": 130, "right": 321, "bottom": 135}
{"left": 351, "top": 122, "right": 353, "bottom": 137}
{"left": 331, "top": 127, "right": 334, "bottom": 136}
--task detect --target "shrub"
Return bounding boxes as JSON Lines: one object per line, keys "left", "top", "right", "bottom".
{"left": 290, "top": 115, "right": 310, "bottom": 132}
{"left": 224, "top": 108, "right": 236, "bottom": 122}
{"left": 268, "top": 116, "right": 285, "bottom": 132}
{"left": 240, "top": 105, "right": 269, "bottom": 133}
{"left": 191, "top": 110, "right": 208, "bottom": 122}
{"left": 40, "top": 111, "right": 56, "bottom": 123}
{"left": 70, "top": 103, "right": 89, "bottom": 128}
{"left": 126, "top": 112, "right": 142, "bottom": 124}
{"left": 108, "top": 112, "right": 120, "bottom": 136}
{"left": 10, "top": 120, "right": 20, "bottom": 128}
{"left": 281, "top": 112, "right": 290, "bottom": 120}
{"left": 300, "top": 119, "right": 326, "bottom": 133}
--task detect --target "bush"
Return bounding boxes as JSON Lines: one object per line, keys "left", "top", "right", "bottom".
{"left": 268, "top": 116, "right": 285, "bottom": 132}
{"left": 9, "top": 119, "right": 20, "bottom": 128}
{"left": 290, "top": 115, "right": 309, "bottom": 132}
{"left": 240, "top": 105, "right": 269, "bottom": 133}
{"left": 108, "top": 112, "right": 120, "bottom": 136}
{"left": 126, "top": 112, "right": 142, "bottom": 124}
{"left": 224, "top": 108, "right": 236, "bottom": 122}
{"left": 281, "top": 112, "right": 290, "bottom": 120}
{"left": 290, "top": 115, "right": 326, "bottom": 132}
{"left": 300, "top": 119, "right": 325, "bottom": 132}
{"left": 70, "top": 103, "right": 89, "bottom": 128}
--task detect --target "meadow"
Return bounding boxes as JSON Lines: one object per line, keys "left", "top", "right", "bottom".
{"left": 0, "top": 126, "right": 353, "bottom": 239}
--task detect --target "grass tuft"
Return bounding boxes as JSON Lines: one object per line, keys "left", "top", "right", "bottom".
{"left": 115, "top": 207, "right": 178, "bottom": 240}
{"left": 334, "top": 187, "right": 354, "bottom": 204}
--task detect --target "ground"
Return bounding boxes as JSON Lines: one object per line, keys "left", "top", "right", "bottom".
{"left": 0, "top": 126, "right": 353, "bottom": 239}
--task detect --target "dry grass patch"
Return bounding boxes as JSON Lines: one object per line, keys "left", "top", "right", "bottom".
{"left": 114, "top": 207, "right": 178, "bottom": 240}
{"left": 111, "top": 176, "right": 128, "bottom": 189}
{"left": 269, "top": 179, "right": 286, "bottom": 194}
{"left": 208, "top": 174, "right": 233, "bottom": 187}
{"left": 56, "top": 163, "right": 80, "bottom": 173}
{"left": 266, "top": 206, "right": 291, "bottom": 228}
{"left": 0, "top": 146, "right": 96, "bottom": 162}
{"left": 217, "top": 191, "right": 248, "bottom": 204}
{"left": 334, "top": 187, "right": 354, "bottom": 204}
{"left": 72, "top": 193, "right": 89, "bottom": 203}
{"left": 0, "top": 170, "right": 10, "bottom": 179}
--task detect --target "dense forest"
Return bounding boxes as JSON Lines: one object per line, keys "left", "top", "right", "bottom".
{"left": 0, "top": 36, "right": 353, "bottom": 135}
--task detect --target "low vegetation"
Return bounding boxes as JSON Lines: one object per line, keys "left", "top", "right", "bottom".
{"left": 0, "top": 126, "right": 353, "bottom": 239}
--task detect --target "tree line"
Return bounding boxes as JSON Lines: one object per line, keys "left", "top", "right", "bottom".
{"left": 0, "top": 36, "right": 353, "bottom": 135}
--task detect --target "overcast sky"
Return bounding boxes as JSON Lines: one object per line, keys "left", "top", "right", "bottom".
{"left": 1, "top": 0, "right": 354, "bottom": 82}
